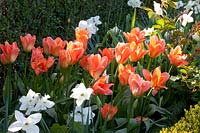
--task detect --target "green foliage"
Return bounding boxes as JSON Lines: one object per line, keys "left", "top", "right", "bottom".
{"left": 0, "top": 0, "right": 132, "bottom": 42}
{"left": 160, "top": 103, "right": 200, "bottom": 133}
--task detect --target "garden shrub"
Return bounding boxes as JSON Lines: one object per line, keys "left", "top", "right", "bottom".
{"left": 160, "top": 103, "right": 200, "bottom": 133}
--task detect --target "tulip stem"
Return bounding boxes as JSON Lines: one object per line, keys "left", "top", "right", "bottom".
{"left": 4, "top": 64, "right": 12, "bottom": 132}
{"left": 147, "top": 58, "right": 152, "bottom": 70}
{"left": 23, "top": 52, "right": 28, "bottom": 89}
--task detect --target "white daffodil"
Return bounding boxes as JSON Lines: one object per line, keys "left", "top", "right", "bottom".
{"left": 70, "top": 106, "right": 95, "bottom": 125}
{"left": 153, "top": 1, "right": 163, "bottom": 15}
{"left": 78, "top": 16, "right": 102, "bottom": 38}
{"left": 127, "top": 0, "right": 141, "bottom": 8}
{"left": 143, "top": 27, "right": 154, "bottom": 36}
{"left": 184, "top": 0, "right": 196, "bottom": 10}
{"left": 179, "top": 11, "right": 194, "bottom": 27}
{"left": 19, "top": 89, "right": 40, "bottom": 115}
{"left": 8, "top": 110, "right": 42, "bottom": 133}
{"left": 175, "top": 1, "right": 185, "bottom": 9}
{"left": 70, "top": 83, "right": 93, "bottom": 107}
{"left": 19, "top": 89, "right": 55, "bottom": 115}
{"left": 34, "top": 95, "right": 55, "bottom": 112}
{"left": 192, "top": 32, "right": 200, "bottom": 42}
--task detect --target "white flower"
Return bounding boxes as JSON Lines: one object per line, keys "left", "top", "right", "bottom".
{"left": 184, "top": 0, "right": 196, "bottom": 10}
{"left": 8, "top": 110, "right": 42, "bottom": 133}
{"left": 19, "top": 89, "right": 40, "bottom": 115}
{"left": 179, "top": 11, "right": 194, "bottom": 27}
{"left": 143, "top": 27, "right": 154, "bottom": 36}
{"left": 70, "top": 106, "right": 95, "bottom": 125}
{"left": 127, "top": 0, "right": 141, "bottom": 8}
{"left": 78, "top": 16, "right": 102, "bottom": 38}
{"left": 153, "top": 1, "right": 163, "bottom": 15}
{"left": 192, "top": 33, "right": 200, "bottom": 42}
{"left": 70, "top": 83, "right": 93, "bottom": 107}
{"left": 34, "top": 95, "right": 55, "bottom": 112}
{"left": 175, "top": 1, "right": 185, "bottom": 9}
{"left": 19, "top": 89, "right": 55, "bottom": 115}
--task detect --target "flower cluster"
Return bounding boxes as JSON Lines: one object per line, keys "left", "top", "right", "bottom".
{"left": 19, "top": 89, "right": 55, "bottom": 115}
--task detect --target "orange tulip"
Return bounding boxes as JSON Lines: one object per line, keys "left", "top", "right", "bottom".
{"left": 20, "top": 34, "right": 36, "bottom": 52}
{"left": 75, "top": 28, "right": 89, "bottom": 50}
{"left": 101, "top": 103, "right": 118, "bottom": 121}
{"left": 99, "top": 48, "right": 115, "bottom": 64}
{"left": 67, "top": 41, "right": 85, "bottom": 65}
{"left": 142, "top": 66, "right": 170, "bottom": 96}
{"left": 168, "top": 46, "right": 189, "bottom": 67}
{"left": 128, "top": 73, "right": 151, "bottom": 97}
{"left": 92, "top": 75, "right": 113, "bottom": 95}
{"left": 115, "top": 42, "right": 132, "bottom": 64}
{"left": 0, "top": 41, "right": 20, "bottom": 64}
{"left": 87, "top": 54, "right": 108, "bottom": 79}
{"left": 31, "top": 47, "right": 55, "bottom": 75}
{"left": 118, "top": 64, "right": 135, "bottom": 85}
{"left": 42, "top": 37, "right": 66, "bottom": 57}
{"left": 129, "top": 42, "right": 148, "bottom": 62}
{"left": 59, "top": 49, "right": 71, "bottom": 68}
{"left": 148, "top": 35, "right": 166, "bottom": 58}
{"left": 79, "top": 55, "right": 90, "bottom": 70}
{"left": 123, "top": 27, "right": 145, "bottom": 43}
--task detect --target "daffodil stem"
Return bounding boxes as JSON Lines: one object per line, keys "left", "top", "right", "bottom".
{"left": 131, "top": 8, "right": 137, "bottom": 29}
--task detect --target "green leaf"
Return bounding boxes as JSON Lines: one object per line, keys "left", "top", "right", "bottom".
{"left": 15, "top": 72, "right": 26, "bottom": 95}
{"left": 50, "top": 124, "right": 68, "bottom": 133}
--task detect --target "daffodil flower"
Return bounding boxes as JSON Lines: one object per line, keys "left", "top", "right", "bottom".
{"left": 70, "top": 83, "right": 93, "bottom": 106}
{"left": 127, "top": 0, "right": 141, "bottom": 8}
{"left": 180, "top": 11, "right": 194, "bottom": 27}
{"left": 8, "top": 110, "right": 42, "bottom": 133}
{"left": 34, "top": 95, "right": 55, "bottom": 112}
{"left": 153, "top": 1, "right": 163, "bottom": 15}
{"left": 70, "top": 106, "right": 95, "bottom": 125}
{"left": 78, "top": 16, "right": 102, "bottom": 38}
{"left": 19, "top": 89, "right": 40, "bottom": 115}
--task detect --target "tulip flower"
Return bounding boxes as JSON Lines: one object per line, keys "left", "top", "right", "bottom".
{"left": 31, "top": 47, "right": 55, "bottom": 75}
{"left": 67, "top": 41, "right": 85, "bottom": 65}
{"left": 115, "top": 42, "right": 132, "bottom": 64}
{"left": 59, "top": 49, "right": 71, "bottom": 68}
{"left": 118, "top": 64, "right": 135, "bottom": 85}
{"left": 87, "top": 54, "right": 108, "bottom": 79}
{"left": 42, "top": 37, "right": 66, "bottom": 57}
{"left": 20, "top": 34, "right": 36, "bottom": 52}
{"left": 129, "top": 42, "right": 148, "bottom": 62}
{"left": 168, "top": 45, "right": 189, "bottom": 67}
{"left": 143, "top": 66, "right": 170, "bottom": 96}
{"left": 75, "top": 28, "right": 89, "bottom": 50}
{"left": 79, "top": 55, "right": 90, "bottom": 70}
{"left": 101, "top": 103, "right": 118, "bottom": 121}
{"left": 99, "top": 48, "right": 115, "bottom": 64}
{"left": 0, "top": 41, "right": 20, "bottom": 64}
{"left": 148, "top": 35, "right": 166, "bottom": 58}
{"left": 92, "top": 75, "right": 113, "bottom": 95}
{"left": 123, "top": 27, "right": 145, "bottom": 43}
{"left": 128, "top": 73, "right": 151, "bottom": 97}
